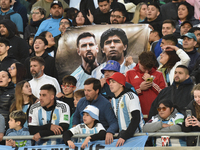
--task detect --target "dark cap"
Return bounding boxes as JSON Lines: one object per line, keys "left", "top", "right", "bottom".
{"left": 180, "top": 20, "right": 193, "bottom": 27}
{"left": 50, "top": 0, "right": 63, "bottom": 8}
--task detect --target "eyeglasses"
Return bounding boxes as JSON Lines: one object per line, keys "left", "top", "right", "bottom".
{"left": 8, "top": 66, "right": 16, "bottom": 71}
{"left": 31, "top": 12, "right": 40, "bottom": 15}
{"left": 59, "top": 22, "right": 70, "bottom": 26}
{"left": 157, "top": 107, "right": 167, "bottom": 112}
{"left": 110, "top": 15, "right": 124, "bottom": 19}
{"left": 61, "top": 85, "right": 75, "bottom": 88}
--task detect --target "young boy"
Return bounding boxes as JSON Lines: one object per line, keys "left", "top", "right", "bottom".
{"left": 6, "top": 110, "right": 31, "bottom": 147}
{"left": 58, "top": 75, "right": 77, "bottom": 116}
{"left": 63, "top": 105, "right": 106, "bottom": 149}
{"left": 106, "top": 72, "right": 144, "bottom": 147}
{"left": 68, "top": 89, "right": 85, "bottom": 129}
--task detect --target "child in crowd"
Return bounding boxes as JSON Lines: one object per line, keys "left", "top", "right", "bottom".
{"left": 6, "top": 110, "right": 31, "bottom": 147}
{"left": 69, "top": 89, "right": 85, "bottom": 129}
{"left": 63, "top": 105, "right": 106, "bottom": 149}
{"left": 57, "top": 75, "right": 77, "bottom": 117}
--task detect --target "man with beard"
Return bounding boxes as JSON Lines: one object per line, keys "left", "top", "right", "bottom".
{"left": 29, "top": 56, "right": 61, "bottom": 98}
{"left": 148, "top": 65, "right": 194, "bottom": 120}
{"left": 0, "top": 0, "right": 23, "bottom": 33}
{"left": 92, "top": 28, "right": 136, "bottom": 79}
{"left": 110, "top": 8, "right": 127, "bottom": 24}
{"left": 71, "top": 32, "right": 99, "bottom": 90}
{"left": 35, "top": 1, "right": 64, "bottom": 37}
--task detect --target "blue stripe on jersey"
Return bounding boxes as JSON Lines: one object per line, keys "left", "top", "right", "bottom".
{"left": 82, "top": 128, "right": 86, "bottom": 134}
{"left": 90, "top": 130, "right": 94, "bottom": 134}
{"left": 38, "top": 109, "right": 43, "bottom": 126}
{"left": 47, "top": 139, "right": 51, "bottom": 145}
{"left": 94, "top": 127, "right": 97, "bottom": 133}
{"left": 122, "top": 97, "right": 130, "bottom": 130}
{"left": 46, "top": 111, "right": 51, "bottom": 124}
{"left": 116, "top": 98, "right": 122, "bottom": 131}
{"left": 22, "top": 105, "right": 29, "bottom": 128}
{"left": 54, "top": 109, "right": 60, "bottom": 125}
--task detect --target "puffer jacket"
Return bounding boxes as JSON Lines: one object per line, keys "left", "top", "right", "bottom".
{"left": 0, "top": 82, "right": 15, "bottom": 123}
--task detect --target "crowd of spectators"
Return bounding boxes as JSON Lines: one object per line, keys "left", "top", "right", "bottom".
{"left": 0, "top": 0, "right": 200, "bottom": 148}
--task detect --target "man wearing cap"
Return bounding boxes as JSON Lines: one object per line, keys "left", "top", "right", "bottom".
{"left": 126, "top": 51, "right": 166, "bottom": 121}
{"left": 73, "top": 78, "right": 118, "bottom": 145}
{"left": 35, "top": 1, "right": 65, "bottom": 37}
{"left": 100, "top": 60, "right": 136, "bottom": 100}
{"left": 107, "top": 72, "right": 144, "bottom": 147}
{"left": 91, "top": 28, "right": 136, "bottom": 79}
{"left": 71, "top": 32, "right": 99, "bottom": 90}
{"left": 181, "top": 32, "right": 200, "bottom": 73}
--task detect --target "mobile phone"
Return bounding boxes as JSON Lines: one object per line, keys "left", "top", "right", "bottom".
{"left": 146, "top": 77, "right": 154, "bottom": 82}
{"left": 186, "top": 109, "right": 192, "bottom": 118}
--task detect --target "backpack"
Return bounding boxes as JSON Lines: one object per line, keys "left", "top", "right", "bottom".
{"left": 0, "top": 12, "right": 16, "bottom": 20}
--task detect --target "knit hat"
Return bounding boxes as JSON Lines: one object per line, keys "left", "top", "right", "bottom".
{"left": 106, "top": 72, "right": 126, "bottom": 86}
{"left": 51, "top": 0, "right": 63, "bottom": 8}
{"left": 101, "top": 60, "right": 120, "bottom": 74}
{"left": 81, "top": 105, "right": 99, "bottom": 121}
{"left": 181, "top": 32, "right": 197, "bottom": 41}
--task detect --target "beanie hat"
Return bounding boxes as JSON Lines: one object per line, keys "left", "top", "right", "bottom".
{"left": 81, "top": 105, "right": 99, "bottom": 121}
{"left": 101, "top": 60, "right": 120, "bottom": 74}
{"left": 106, "top": 72, "right": 126, "bottom": 86}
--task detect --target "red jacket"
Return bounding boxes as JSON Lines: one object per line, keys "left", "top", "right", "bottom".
{"left": 126, "top": 64, "right": 167, "bottom": 119}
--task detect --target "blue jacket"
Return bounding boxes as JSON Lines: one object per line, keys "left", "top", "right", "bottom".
{"left": 186, "top": 48, "right": 200, "bottom": 73}
{"left": 73, "top": 94, "right": 119, "bottom": 134}
{"left": 6, "top": 128, "right": 31, "bottom": 147}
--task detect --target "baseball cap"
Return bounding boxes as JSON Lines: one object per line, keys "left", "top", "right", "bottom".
{"left": 81, "top": 105, "right": 99, "bottom": 121}
{"left": 51, "top": 0, "right": 63, "bottom": 8}
{"left": 106, "top": 72, "right": 126, "bottom": 87}
{"left": 181, "top": 32, "right": 197, "bottom": 41}
{"left": 101, "top": 60, "right": 120, "bottom": 74}
{"left": 180, "top": 20, "right": 193, "bottom": 27}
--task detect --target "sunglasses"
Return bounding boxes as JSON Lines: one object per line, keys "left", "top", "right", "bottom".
{"left": 157, "top": 107, "right": 167, "bottom": 112}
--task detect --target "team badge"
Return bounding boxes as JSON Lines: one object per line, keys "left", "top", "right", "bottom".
{"left": 120, "top": 102, "right": 124, "bottom": 108}
{"left": 52, "top": 114, "right": 57, "bottom": 120}
{"left": 64, "top": 114, "right": 68, "bottom": 121}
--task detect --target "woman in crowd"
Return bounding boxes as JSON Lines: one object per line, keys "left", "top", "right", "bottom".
{"left": 158, "top": 44, "right": 190, "bottom": 85}
{"left": 143, "top": 99, "right": 186, "bottom": 146}
{"left": 131, "top": 2, "right": 147, "bottom": 24}
{"left": 72, "top": 11, "right": 93, "bottom": 26}
{"left": 182, "top": 83, "right": 200, "bottom": 146}
{"left": 24, "top": 7, "right": 46, "bottom": 41}
{"left": 39, "top": 31, "right": 56, "bottom": 58}
{"left": 8, "top": 62, "right": 27, "bottom": 86}
{"left": 10, "top": 80, "right": 36, "bottom": 128}
{"left": 174, "top": 2, "right": 200, "bottom": 38}
{"left": 0, "top": 70, "right": 15, "bottom": 127}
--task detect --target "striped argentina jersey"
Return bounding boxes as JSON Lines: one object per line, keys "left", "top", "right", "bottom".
{"left": 29, "top": 100, "right": 70, "bottom": 145}
{"left": 70, "top": 123, "right": 105, "bottom": 142}
{"left": 111, "top": 91, "right": 144, "bottom": 133}
{"left": 71, "top": 66, "right": 91, "bottom": 90}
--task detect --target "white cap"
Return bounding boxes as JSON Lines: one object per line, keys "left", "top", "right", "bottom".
{"left": 81, "top": 105, "right": 99, "bottom": 121}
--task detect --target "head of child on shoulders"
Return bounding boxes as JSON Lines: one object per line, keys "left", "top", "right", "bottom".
{"left": 74, "top": 89, "right": 85, "bottom": 107}
{"left": 8, "top": 110, "right": 26, "bottom": 131}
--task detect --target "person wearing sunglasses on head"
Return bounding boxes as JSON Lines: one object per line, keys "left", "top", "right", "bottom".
{"left": 143, "top": 99, "right": 186, "bottom": 147}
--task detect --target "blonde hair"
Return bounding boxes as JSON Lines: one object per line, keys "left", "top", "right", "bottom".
{"left": 191, "top": 83, "right": 200, "bottom": 95}
{"left": 74, "top": 89, "right": 85, "bottom": 98}
{"left": 9, "top": 110, "right": 26, "bottom": 127}
{"left": 131, "top": 2, "right": 147, "bottom": 24}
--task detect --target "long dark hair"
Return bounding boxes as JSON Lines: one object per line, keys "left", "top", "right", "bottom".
{"left": 162, "top": 51, "right": 180, "bottom": 70}
{"left": 177, "top": 2, "right": 194, "bottom": 21}
{"left": 15, "top": 62, "right": 27, "bottom": 83}
{"left": 72, "top": 11, "right": 91, "bottom": 26}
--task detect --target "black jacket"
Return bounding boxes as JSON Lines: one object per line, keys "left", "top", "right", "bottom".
{"left": 148, "top": 77, "right": 194, "bottom": 120}
{"left": 0, "top": 55, "right": 18, "bottom": 71}
{"left": 0, "top": 19, "right": 29, "bottom": 64}
{"left": 182, "top": 100, "right": 200, "bottom": 146}
{"left": 24, "top": 51, "right": 58, "bottom": 80}
{"left": 0, "top": 82, "right": 15, "bottom": 123}
{"left": 186, "top": 48, "right": 200, "bottom": 74}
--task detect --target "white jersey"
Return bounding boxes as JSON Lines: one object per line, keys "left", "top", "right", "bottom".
{"left": 29, "top": 74, "right": 61, "bottom": 98}
{"left": 29, "top": 100, "right": 70, "bottom": 145}
{"left": 92, "top": 59, "right": 136, "bottom": 79}
{"left": 111, "top": 91, "right": 144, "bottom": 133}
{"left": 71, "top": 66, "right": 91, "bottom": 90}
{"left": 70, "top": 123, "right": 105, "bottom": 142}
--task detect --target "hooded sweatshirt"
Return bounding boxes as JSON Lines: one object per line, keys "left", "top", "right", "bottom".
{"left": 0, "top": 19, "right": 29, "bottom": 64}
